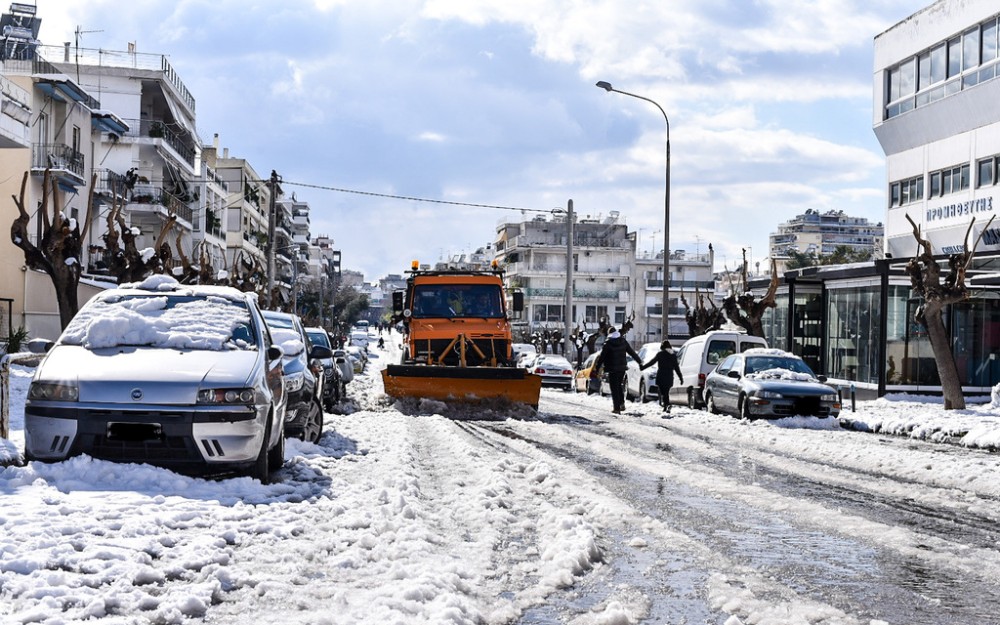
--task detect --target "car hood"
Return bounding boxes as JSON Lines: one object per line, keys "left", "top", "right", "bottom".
{"left": 37, "top": 345, "right": 260, "bottom": 404}
{"left": 747, "top": 378, "right": 836, "bottom": 395}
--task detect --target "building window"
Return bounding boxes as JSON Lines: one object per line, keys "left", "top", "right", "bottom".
{"left": 977, "top": 157, "right": 996, "bottom": 188}
{"left": 930, "top": 164, "right": 970, "bottom": 197}
{"left": 889, "top": 175, "right": 923, "bottom": 208}
{"left": 885, "top": 13, "right": 1000, "bottom": 119}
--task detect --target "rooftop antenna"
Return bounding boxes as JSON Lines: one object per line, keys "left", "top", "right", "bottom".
{"left": 73, "top": 25, "right": 103, "bottom": 82}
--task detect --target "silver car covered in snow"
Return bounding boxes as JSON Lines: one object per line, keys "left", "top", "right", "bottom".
{"left": 23, "top": 277, "right": 287, "bottom": 481}
{"left": 704, "top": 348, "right": 841, "bottom": 419}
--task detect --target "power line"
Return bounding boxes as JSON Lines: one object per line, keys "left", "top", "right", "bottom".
{"left": 276, "top": 179, "right": 551, "bottom": 214}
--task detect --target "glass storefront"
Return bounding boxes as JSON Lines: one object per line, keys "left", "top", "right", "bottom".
{"left": 826, "top": 286, "right": 882, "bottom": 384}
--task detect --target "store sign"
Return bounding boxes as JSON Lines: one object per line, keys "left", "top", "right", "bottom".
{"left": 926, "top": 196, "right": 994, "bottom": 223}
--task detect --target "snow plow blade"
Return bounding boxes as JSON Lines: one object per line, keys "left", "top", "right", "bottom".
{"left": 382, "top": 365, "right": 542, "bottom": 409}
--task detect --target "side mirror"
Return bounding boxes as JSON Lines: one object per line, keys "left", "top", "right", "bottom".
{"left": 727, "top": 370, "right": 741, "bottom": 379}
{"left": 392, "top": 291, "right": 404, "bottom": 314}
{"left": 267, "top": 345, "right": 284, "bottom": 361}
{"left": 817, "top": 375, "right": 828, "bottom": 383}
{"left": 26, "top": 338, "right": 54, "bottom": 354}
{"left": 310, "top": 345, "right": 333, "bottom": 360}
{"left": 512, "top": 291, "right": 524, "bottom": 313}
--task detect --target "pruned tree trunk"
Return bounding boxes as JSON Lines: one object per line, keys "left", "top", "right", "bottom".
{"left": 721, "top": 251, "right": 778, "bottom": 338}
{"left": 904, "top": 213, "right": 994, "bottom": 410}
{"left": 10, "top": 170, "right": 96, "bottom": 329}
{"left": 681, "top": 288, "right": 724, "bottom": 337}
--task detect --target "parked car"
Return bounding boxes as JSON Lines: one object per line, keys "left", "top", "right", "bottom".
{"left": 346, "top": 345, "right": 367, "bottom": 373}
{"left": 669, "top": 331, "right": 768, "bottom": 409}
{"left": 262, "top": 311, "right": 330, "bottom": 443}
{"left": 349, "top": 330, "right": 370, "bottom": 351}
{"left": 332, "top": 348, "right": 354, "bottom": 390}
{"left": 305, "top": 326, "right": 342, "bottom": 411}
{"left": 574, "top": 353, "right": 603, "bottom": 394}
{"left": 511, "top": 343, "right": 537, "bottom": 366}
{"left": 23, "top": 277, "right": 287, "bottom": 482}
{"left": 529, "top": 355, "right": 575, "bottom": 391}
{"left": 625, "top": 342, "right": 662, "bottom": 402}
{"left": 703, "top": 348, "right": 841, "bottom": 419}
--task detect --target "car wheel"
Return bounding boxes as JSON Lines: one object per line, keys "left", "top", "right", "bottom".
{"left": 706, "top": 391, "right": 719, "bottom": 415}
{"left": 250, "top": 418, "right": 273, "bottom": 484}
{"left": 639, "top": 380, "right": 648, "bottom": 403}
{"left": 687, "top": 388, "right": 700, "bottom": 410}
{"left": 303, "top": 400, "right": 324, "bottom": 443}
{"left": 267, "top": 421, "right": 285, "bottom": 473}
{"left": 740, "top": 395, "right": 753, "bottom": 420}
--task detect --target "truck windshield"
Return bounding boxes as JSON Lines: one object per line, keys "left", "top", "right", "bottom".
{"left": 412, "top": 284, "right": 503, "bottom": 318}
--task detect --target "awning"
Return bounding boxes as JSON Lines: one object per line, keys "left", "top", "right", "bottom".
{"left": 91, "top": 109, "right": 130, "bottom": 135}
{"left": 161, "top": 91, "right": 198, "bottom": 141}
{"left": 33, "top": 73, "right": 100, "bottom": 109}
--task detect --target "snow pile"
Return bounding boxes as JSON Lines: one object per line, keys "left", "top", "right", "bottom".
{"left": 745, "top": 368, "right": 816, "bottom": 382}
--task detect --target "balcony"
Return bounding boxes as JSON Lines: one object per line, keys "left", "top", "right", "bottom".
{"left": 94, "top": 169, "right": 130, "bottom": 199}
{"left": 31, "top": 143, "right": 85, "bottom": 187}
{"left": 0, "top": 74, "right": 30, "bottom": 148}
{"left": 128, "top": 183, "right": 193, "bottom": 224}
{"left": 119, "top": 118, "right": 196, "bottom": 168}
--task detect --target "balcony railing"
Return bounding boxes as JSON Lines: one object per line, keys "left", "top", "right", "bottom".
{"left": 128, "top": 184, "right": 193, "bottom": 224}
{"left": 37, "top": 44, "right": 195, "bottom": 114}
{"left": 31, "top": 143, "right": 85, "bottom": 183}
{"left": 94, "top": 169, "right": 130, "bottom": 198}
{"left": 119, "top": 118, "right": 196, "bottom": 167}
{"left": 525, "top": 287, "right": 624, "bottom": 299}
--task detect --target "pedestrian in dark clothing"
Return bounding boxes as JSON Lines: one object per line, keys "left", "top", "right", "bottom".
{"left": 641, "top": 340, "right": 683, "bottom": 415}
{"left": 592, "top": 327, "right": 642, "bottom": 414}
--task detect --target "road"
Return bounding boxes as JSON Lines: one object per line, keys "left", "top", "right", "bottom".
{"left": 479, "top": 389, "right": 1000, "bottom": 624}
{"left": 4, "top": 354, "right": 1000, "bottom": 625}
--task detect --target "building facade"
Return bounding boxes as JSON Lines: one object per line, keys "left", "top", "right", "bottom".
{"left": 755, "top": 0, "right": 1000, "bottom": 399}
{"left": 769, "top": 209, "right": 884, "bottom": 264}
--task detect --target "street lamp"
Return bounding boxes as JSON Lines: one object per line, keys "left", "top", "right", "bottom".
{"left": 596, "top": 80, "right": 671, "bottom": 339}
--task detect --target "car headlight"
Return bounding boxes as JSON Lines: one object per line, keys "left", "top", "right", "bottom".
{"left": 28, "top": 381, "right": 79, "bottom": 402}
{"left": 197, "top": 387, "right": 258, "bottom": 405}
{"left": 755, "top": 390, "right": 784, "bottom": 399}
{"left": 284, "top": 371, "right": 305, "bottom": 392}
{"left": 821, "top": 393, "right": 838, "bottom": 402}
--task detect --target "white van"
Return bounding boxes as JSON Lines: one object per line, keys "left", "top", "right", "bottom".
{"left": 667, "top": 331, "right": 768, "bottom": 408}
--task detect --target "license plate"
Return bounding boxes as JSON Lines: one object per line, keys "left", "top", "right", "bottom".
{"left": 107, "top": 422, "right": 163, "bottom": 441}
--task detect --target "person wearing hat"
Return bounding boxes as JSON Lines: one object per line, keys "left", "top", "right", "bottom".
{"left": 591, "top": 327, "right": 642, "bottom": 414}
{"left": 640, "top": 340, "right": 683, "bottom": 415}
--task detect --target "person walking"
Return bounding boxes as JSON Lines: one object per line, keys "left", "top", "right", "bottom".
{"left": 640, "top": 340, "right": 683, "bottom": 415}
{"left": 592, "top": 327, "right": 642, "bottom": 414}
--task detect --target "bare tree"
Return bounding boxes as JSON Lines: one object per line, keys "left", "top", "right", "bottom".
{"left": 681, "top": 287, "right": 724, "bottom": 337}
{"left": 10, "top": 170, "right": 95, "bottom": 329}
{"left": 904, "top": 213, "right": 994, "bottom": 410}
{"left": 721, "top": 250, "right": 779, "bottom": 338}
{"left": 102, "top": 189, "right": 177, "bottom": 283}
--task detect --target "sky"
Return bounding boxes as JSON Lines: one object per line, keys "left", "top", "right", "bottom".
{"left": 29, "top": 0, "right": 930, "bottom": 281}
{"left": 4, "top": 337, "right": 1000, "bottom": 623}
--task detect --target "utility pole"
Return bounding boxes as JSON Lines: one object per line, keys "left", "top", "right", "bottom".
{"left": 264, "top": 170, "right": 281, "bottom": 309}
{"left": 564, "top": 199, "right": 574, "bottom": 360}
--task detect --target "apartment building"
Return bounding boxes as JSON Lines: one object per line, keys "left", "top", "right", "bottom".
{"left": 769, "top": 209, "right": 884, "bottom": 264}
{"left": 0, "top": 5, "right": 124, "bottom": 339}
{"left": 495, "top": 212, "right": 633, "bottom": 344}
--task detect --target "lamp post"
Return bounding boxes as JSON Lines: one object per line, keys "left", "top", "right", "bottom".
{"left": 596, "top": 80, "right": 670, "bottom": 339}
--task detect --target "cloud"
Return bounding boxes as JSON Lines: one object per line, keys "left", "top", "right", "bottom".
{"left": 29, "top": 0, "right": 906, "bottom": 281}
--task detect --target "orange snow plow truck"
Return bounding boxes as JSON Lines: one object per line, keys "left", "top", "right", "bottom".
{"left": 381, "top": 262, "right": 542, "bottom": 408}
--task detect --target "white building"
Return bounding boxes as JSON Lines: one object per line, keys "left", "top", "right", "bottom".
{"left": 495, "top": 212, "right": 633, "bottom": 345}
{"left": 875, "top": 0, "right": 1000, "bottom": 258}
{"left": 769, "top": 209, "right": 884, "bottom": 264}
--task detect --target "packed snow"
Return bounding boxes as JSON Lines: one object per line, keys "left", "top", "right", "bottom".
{"left": 1, "top": 334, "right": 1000, "bottom": 624}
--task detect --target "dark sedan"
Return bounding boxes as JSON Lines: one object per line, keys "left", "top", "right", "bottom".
{"left": 704, "top": 349, "right": 841, "bottom": 419}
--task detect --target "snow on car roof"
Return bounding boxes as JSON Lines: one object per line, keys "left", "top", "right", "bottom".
{"left": 60, "top": 276, "right": 255, "bottom": 351}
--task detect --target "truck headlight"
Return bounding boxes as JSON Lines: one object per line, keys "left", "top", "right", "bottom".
{"left": 821, "top": 393, "right": 837, "bottom": 402}
{"left": 28, "top": 381, "right": 79, "bottom": 402}
{"left": 197, "top": 388, "right": 257, "bottom": 405}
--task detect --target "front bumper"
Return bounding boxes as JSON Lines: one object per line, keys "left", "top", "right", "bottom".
{"left": 24, "top": 400, "right": 269, "bottom": 473}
